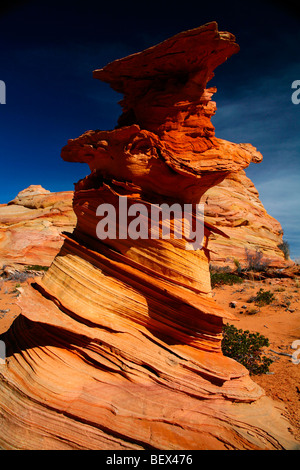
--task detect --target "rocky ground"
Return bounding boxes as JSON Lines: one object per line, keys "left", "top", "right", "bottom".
{"left": 0, "top": 273, "right": 40, "bottom": 333}
{"left": 1, "top": 268, "right": 300, "bottom": 444}
{"left": 213, "top": 274, "right": 300, "bottom": 442}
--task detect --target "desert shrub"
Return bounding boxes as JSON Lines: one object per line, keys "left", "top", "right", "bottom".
{"left": 233, "top": 258, "right": 242, "bottom": 274}
{"left": 25, "top": 265, "right": 49, "bottom": 272}
{"left": 245, "top": 248, "right": 269, "bottom": 272}
{"left": 254, "top": 288, "right": 275, "bottom": 306}
{"left": 246, "top": 294, "right": 257, "bottom": 303}
{"left": 1, "top": 264, "right": 48, "bottom": 282}
{"left": 210, "top": 272, "right": 243, "bottom": 289}
{"left": 278, "top": 239, "right": 290, "bottom": 260}
{"left": 222, "top": 323, "right": 273, "bottom": 375}
{"left": 12, "top": 283, "right": 21, "bottom": 294}
{"left": 209, "top": 264, "right": 232, "bottom": 273}
{"left": 1, "top": 270, "right": 31, "bottom": 282}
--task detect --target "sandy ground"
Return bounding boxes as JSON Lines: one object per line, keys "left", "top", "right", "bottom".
{"left": 0, "top": 279, "right": 24, "bottom": 333}
{"left": 213, "top": 276, "right": 300, "bottom": 442}
{"left": 1, "top": 273, "right": 300, "bottom": 445}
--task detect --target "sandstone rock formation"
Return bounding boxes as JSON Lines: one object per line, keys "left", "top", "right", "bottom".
{"left": 0, "top": 185, "right": 76, "bottom": 268}
{"left": 0, "top": 22, "right": 298, "bottom": 450}
{"left": 0, "top": 178, "right": 288, "bottom": 272}
{"left": 205, "top": 170, "right": 288, "bottom": 268}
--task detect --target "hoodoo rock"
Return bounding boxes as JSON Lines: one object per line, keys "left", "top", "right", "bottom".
{"left": 0, "top": 185, "right": 76, "bottom": 268}
{"left": 0, "top": 23, "right": 298, "bottom": 450}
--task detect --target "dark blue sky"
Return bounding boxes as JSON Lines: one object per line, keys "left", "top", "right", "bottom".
{"left": 0, "top": 0, "right": 299, "bottom": 258}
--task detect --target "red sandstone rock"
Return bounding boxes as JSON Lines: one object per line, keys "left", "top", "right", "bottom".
{"left": 0, "top": 185, "right": 76, "bottom": 267}
{"left": 0, "top": 23, "right": 298, "bottom": 450}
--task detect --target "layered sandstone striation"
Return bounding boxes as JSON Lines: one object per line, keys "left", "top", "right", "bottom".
{"left": 0, "top": 23, "right": 298, "bottom": 450}
{"left": 0, "top": 179, "right": 288, "bottom": 272}
{"left": 205, "top": 170, "right": 288, "bottom": 268}
{"left": 0, "top": 185, "right": 76, "bottom": 268}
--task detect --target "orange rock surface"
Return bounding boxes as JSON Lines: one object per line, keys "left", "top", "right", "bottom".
{"left": 205, "top": 171, "right": 289, "bottom": 268}
{"left": 0, "top": 23, "right": 298, "bottom": 450}
{"left": 0, "top": 177, "right": 288, "bottom": 272}
{"left": 0, "top": 185, "right": 76, "bottom": 268}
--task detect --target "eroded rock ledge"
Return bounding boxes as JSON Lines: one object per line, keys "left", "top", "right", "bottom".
{"left": 0, "top": 22, "right": 298, "bottom": 450}
{"left": 0, "top": 185, "right": 75, "bottom": 268}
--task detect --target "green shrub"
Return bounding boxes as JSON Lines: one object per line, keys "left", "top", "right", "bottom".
{"left": 233, "top": 258, "right": 242, "bottom": 274}
{"left": 222, "top": 323, "right": 273, "bottom": 375}
{"left": 254, "top": 288, "right": 275, "bottom": 306}
{"left": 210, "top": 272, "right": 243, "bottom": 289}
{"left": 25, "top": 265, "right": 49, "bottom": 272}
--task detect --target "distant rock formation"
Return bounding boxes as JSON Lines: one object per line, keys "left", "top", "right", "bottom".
{"left": 205, "top": 170, "right": 289, "bottom": 268}
{"left": 0, "top": 23, "right": 298, "bottom": 450}
{"left": 0, "top": 185, "right": 75, "bottom": 268}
